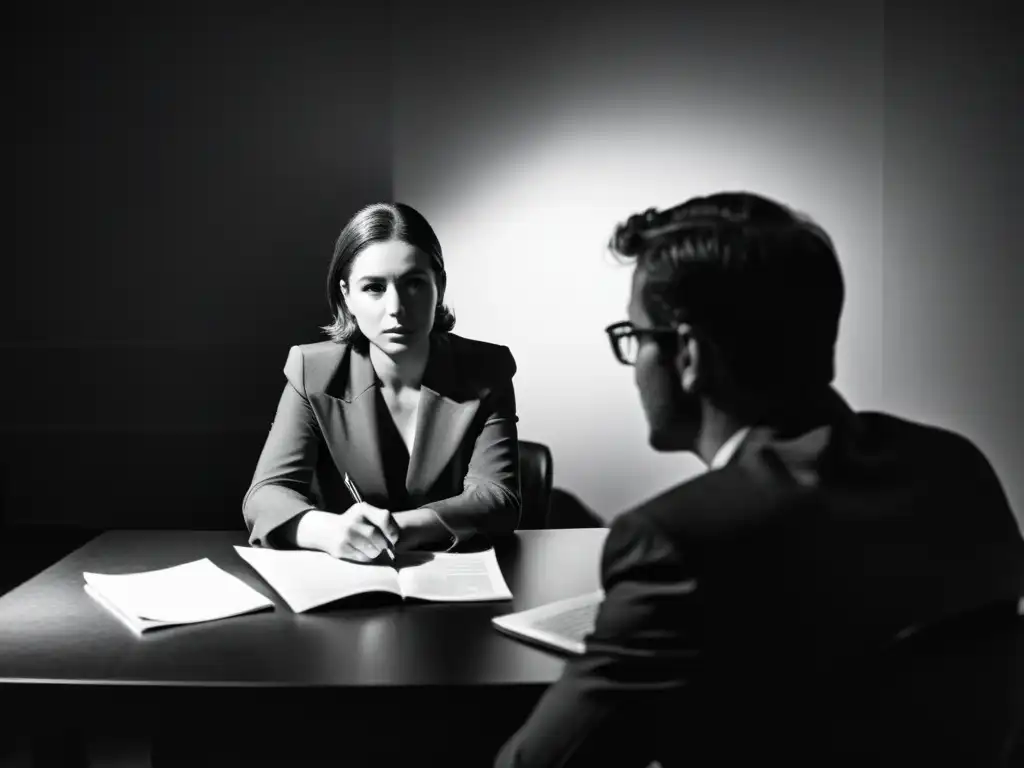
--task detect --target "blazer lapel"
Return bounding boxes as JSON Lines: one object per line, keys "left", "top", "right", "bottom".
{"left": 405, "top": 334, "right": 481, "bottom": 498}
{"left": 313, "top": 344, "right": 389, "bottom": 505}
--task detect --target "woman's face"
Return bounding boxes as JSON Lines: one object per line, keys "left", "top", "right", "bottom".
{"left": 342, "top": 239, "right": 439, "bottom": 354}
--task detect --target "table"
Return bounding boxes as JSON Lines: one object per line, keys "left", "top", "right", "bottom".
{"left": 0, "top": 527, "right": 609, "bottom": 765}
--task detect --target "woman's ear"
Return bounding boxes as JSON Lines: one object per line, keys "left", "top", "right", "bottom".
{"left": 674, "top": 323, "right": 701, "bottom": 394}
{"left": 339, "top": 279, "right": 350, "bottom": 308}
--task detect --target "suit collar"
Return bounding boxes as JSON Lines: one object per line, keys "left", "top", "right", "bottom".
{"left": 326, "top": 333, "right": 476, "bottom": 404}
{"left": 730, "top": 388, "right": 859, "bottom": 483}
{"left": 407, "top": 333, "right": 482, "bottom": 495}
{"left": 316, "top": 333, "right": 484, "bottom": 504}
{"left": 326, "top": 340, "right": 377, "bottom": 403}
{"left": 421, "top": 332, "right": 459, "bottom": 401}
{"left": 710, "top": 426, "right": 753, "bottom": 470}
{"left": 315, "top": 344, "right": 388, "bottom": 502}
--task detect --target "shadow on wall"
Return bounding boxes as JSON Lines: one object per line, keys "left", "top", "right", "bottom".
{"left": 0, "top": 429, "right": 265, "bottom": 531}
{"left": 0, "top": 428, "right": 262, "bottom": 597}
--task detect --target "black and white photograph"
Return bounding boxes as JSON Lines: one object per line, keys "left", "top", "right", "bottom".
{"left": 3, "top": 1, "right": 1022, "bottom": 766}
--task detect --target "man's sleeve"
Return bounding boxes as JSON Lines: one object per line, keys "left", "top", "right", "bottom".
{"left": 494, "top": 513, "right": 702, "bottom": 768}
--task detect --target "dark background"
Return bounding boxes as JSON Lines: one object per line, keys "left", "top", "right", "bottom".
{"left": 6, "top": 6, "right": 391, "bottom": 535}
{"left": 4, "top": 6, "right": 392, "bottom": 586}
{"left": 4, "top": 2, "right": 1022, "bottom": 590}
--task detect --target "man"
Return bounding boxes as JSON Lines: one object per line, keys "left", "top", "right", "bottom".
{"left": 495, "top": 192, "right": 1024, "bottom": 767}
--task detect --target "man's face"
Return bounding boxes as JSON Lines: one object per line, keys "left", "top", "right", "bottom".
{"left": 628, "top": 269, "right": 701, "bottom": 452}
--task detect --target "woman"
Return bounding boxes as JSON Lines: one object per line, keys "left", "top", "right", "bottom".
{"left": 242, "top": 202, "right": 521, "bottom": 561}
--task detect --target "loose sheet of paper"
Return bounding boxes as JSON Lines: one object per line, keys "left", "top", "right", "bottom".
{"left": 84, "top": 584, "right": 175, "bottom": 635}
{"left": 234, "top": 546, "right": 403, "bottom": 613}
{"left": 397, "top": 548, "right": 513, "bottom": 602}
{"left": 83, "top": 559, "right": 273, "bottom": 624}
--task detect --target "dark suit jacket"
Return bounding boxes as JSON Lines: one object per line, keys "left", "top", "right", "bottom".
{"left": 496, "top": 390, "right": 1024, "bottom": 767}
{"left": 243, "top": 332, "right": 521, "bottom": 548}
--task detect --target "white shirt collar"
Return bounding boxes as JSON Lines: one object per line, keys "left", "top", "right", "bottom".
{"left": 709, "top": 426, "right": 752, "bottom": 470}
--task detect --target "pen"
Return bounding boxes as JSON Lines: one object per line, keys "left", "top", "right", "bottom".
{"left": 344, "top": 473, "right": 394, "bottom": 561}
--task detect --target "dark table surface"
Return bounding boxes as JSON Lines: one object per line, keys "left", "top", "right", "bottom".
{"left": 0, "top": 527, "right": 610, "bottom": 761}
{"left": 0, "top": 528, "right": 607, "bottom": 692}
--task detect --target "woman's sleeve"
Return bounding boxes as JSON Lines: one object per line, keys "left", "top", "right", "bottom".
{"left": 242, "top": 346, "right": 322, "bottom": 547}
{"left": 426, "top": 346, "right": 522, "bottom": 546}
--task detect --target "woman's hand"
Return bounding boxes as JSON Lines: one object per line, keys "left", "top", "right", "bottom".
{"left": 295, "top": 505, "right": 400, "bottom": 563}
{"left": 391, "top": 507, "right": 456, "bottom": 552}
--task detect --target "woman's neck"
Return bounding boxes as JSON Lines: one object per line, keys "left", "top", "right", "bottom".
{"left": 369, "top": 337, "right": 430, "bottom": 392}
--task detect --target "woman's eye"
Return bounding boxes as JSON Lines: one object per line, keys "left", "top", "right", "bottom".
{"left": 363, "top": 283, "right": 384, "bottom": 294}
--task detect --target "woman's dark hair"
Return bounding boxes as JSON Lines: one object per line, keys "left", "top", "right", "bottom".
{"left": 322, "top": 202, "right": 456, "bottom": 344}
{"left": 609, "top": 191, "right": 845, "bottom": 413}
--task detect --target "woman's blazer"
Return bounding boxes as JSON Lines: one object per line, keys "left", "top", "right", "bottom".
{"left": 242, "top": 332, "right": 521, "bottom": 549}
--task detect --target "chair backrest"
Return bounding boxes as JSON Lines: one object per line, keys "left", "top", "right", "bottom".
{"left": 548, "top": 488, "right": 605, "bottom": 529}
{"left": 650, "top": 603, "right": 1024, "bottom": 767}
{"left": 832, "top": 604, "right": 1024, "bottom": 767}
{"left": 770, "top": 604, "right": 1023, "bottom": 767}
{"left": 517, "top": 440, "right": 553, "bottom": 530}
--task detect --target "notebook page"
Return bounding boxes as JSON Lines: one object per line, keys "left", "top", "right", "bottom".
{"left": 234, "top": 546, "right": 402, "bottom": 613}
{"left": 83, "top": 559, "right": 273, "bottom": 624}
{"left": 396, "top": 548, "right": 513, "bottom": 602}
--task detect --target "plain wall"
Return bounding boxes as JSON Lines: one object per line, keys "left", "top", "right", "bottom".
{"left": 4, "top": 6, "right": 392, "bottom": 528}
{"left": 6, "top": 2, "right": 1020, "bottom": 535}
{"left": 881, "top": 3, "right": 1023, "bottom": 522}
{"left": 393, "top": 0, "right": 888, "bottom": 521}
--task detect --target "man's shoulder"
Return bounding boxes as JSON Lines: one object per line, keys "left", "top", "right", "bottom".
{"left": 608, "top": 409, "right": 1012, "bottom": 559}
{"left": 855, "top": 409, "right": 990, "bottom": 465}
{"left": 621, "top": 463, "right": 790, "bottom": 545}
{"left": 841, "top": 409, "right": 1009, "bottom": 503}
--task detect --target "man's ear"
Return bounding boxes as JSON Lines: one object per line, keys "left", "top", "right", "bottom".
{"left": 674, "top": 323, "right": 701, "bottom": 394}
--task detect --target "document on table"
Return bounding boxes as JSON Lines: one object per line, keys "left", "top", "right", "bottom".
{"left": 234, "top": 545, "right": 513, "bottom": 613}
{"left": 492, "top": 590, "right": 605, "bottom": 655}
{"left": 83, "top": 558, "right": 274, "bottom": 635}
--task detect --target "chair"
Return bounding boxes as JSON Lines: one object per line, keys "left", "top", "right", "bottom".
{"left": 644, "top": 603, "right": 1024, "bottom": 767}
{"left": 548, "top": 487, "right": 606, "bottom": 528}
{"left": 831, "top": 603, "right": 1024, "bottom": 767}
{"left": 517, "top": 440, "right": 553, "bottom": 529}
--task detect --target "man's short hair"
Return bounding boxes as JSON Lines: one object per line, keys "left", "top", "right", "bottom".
{"left": 610, "top": 191, "right": 845, "bottom": 411}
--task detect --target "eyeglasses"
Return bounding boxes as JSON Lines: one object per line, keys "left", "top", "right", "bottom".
{"left": 604, "top": 321, "right": 678, "bottom": 365}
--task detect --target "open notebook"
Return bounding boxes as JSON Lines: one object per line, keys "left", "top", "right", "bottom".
{"left": 492, "top": 590, "right": 605, "bottom": 655}
{"left": 234, "top": 545, "right": 513, "bottom": 613}
{"left": 83, "top": 559, "right": 274, "bottom": 636}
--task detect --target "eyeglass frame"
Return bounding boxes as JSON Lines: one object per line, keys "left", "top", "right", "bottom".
{"left": 604, "top": 320, "right": 680, "bottom": 366}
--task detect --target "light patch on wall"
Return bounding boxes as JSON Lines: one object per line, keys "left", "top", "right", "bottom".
{"left": 393, "top": 3, "right": 884, "bottom": 521}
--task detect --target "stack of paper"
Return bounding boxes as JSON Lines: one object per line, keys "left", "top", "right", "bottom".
{"left": 83, "top": 559, "right": 274, "bottom": 635}
{"left": 234, "top": 546, "right": 514, "bottom": 613}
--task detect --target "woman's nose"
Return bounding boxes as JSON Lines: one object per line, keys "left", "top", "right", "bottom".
{"left": 384, "top": 284, "right": 403, "bottom": 315}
